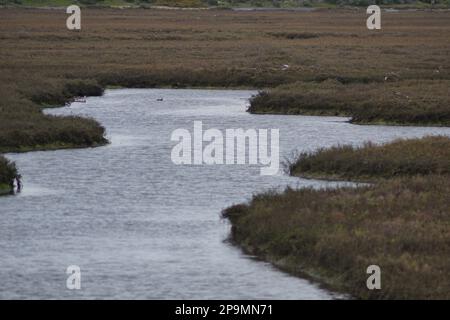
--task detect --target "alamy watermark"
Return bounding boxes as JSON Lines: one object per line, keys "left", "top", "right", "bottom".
{"left": 366, "top": 265, "right": 381, "bottom": 290}
{"left": 170, "top": 121, "right": 280, "bottom": 176}
{"left": 66, "top": 5, "right": 81, "bottom": 31}
{"left": 64, "top": 3, "right": 380, "bottom": 31}
{"left": 367, "top": 5, "right": 381, "bottom": 30}
{"left": 66, "top": 265, "right": 81, "bottom": 290}
{"left": 66, "top": 5, "right": 380, "bottom": 31}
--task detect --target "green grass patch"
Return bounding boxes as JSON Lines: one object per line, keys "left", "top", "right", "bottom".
{"left": 0, "top": 183, "right": 13, "bottom": 195}
{"left": 0, "top": 156, "right": 17, "bottom": 193}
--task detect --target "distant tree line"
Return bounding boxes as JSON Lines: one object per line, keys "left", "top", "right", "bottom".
{"left": 0, "top": 0, "right": 449, "bottom": 8}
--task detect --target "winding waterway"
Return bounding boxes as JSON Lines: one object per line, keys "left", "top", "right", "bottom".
{"left": 1, "top": 89, "right": 450, "bottom": 299}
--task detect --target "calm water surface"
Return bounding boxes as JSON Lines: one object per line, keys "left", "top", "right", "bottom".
{"left": 2, "top": 89, "right": 450, "bottom": 299}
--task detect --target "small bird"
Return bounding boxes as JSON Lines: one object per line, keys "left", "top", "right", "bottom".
{"left": 157, "top": 98, "right": 164, "bottom": 102}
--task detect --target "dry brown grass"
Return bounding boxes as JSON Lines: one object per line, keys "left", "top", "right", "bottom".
{"left": 1, "top": 8, "right": 449, "bottom": 153}
{"left": 2, "top": 8, "right": 449, "bottom": 84}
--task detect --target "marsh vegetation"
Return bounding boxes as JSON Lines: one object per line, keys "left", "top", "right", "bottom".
{"left": 224, "top": 136, "right": 450, "bottom": 299}
{"left": 248, "top": 80, "right": 450, "bottom": 125}
{"left": 223, "top": 174, "right": 450, "bottom": 299}
{"left": 0, "top": 156, "right": 16, "bottom": 194}
{"left": 288, "top": 135, "right": 450, "bottom": 180}
{"left": 1, "top": 7, "right": 449, "bottom": 299}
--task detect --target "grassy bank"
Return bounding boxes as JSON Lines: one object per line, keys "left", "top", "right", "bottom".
{"left": 248, "top": 80, "right": 450, "bottom": 125}
{"left": 0, "top": 156, "right": 17, "bottom": 194}
{"left": 223, "top": 175, "right": 450, "bottom": 299}
{"left": 289, "top": 136, "right": 450, "bottom": 180}
{"left": 224, "top": 136, "right": 450, "bottom": 299}
{"left": 0, "top": 79, "right": 108, "bottom": 154}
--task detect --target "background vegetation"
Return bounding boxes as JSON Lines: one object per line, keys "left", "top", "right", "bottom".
{"left": 1, "top": 0, "right": 449, "bottom": 8}
{"left": 0, "top": 7, "right": 449, "bottom": 188}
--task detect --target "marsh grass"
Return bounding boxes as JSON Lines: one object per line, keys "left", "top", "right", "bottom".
{"left": 289, "top": 136, "right": 450, "bottom": 179}
{"left": 248, "top": 80, "right": 450, "bottom": 125}
{"left": 224, "top": 136, "right": 450, "bottom": 299}
{"left": 223, "top": 175, "right": 450, "bottom": 299}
